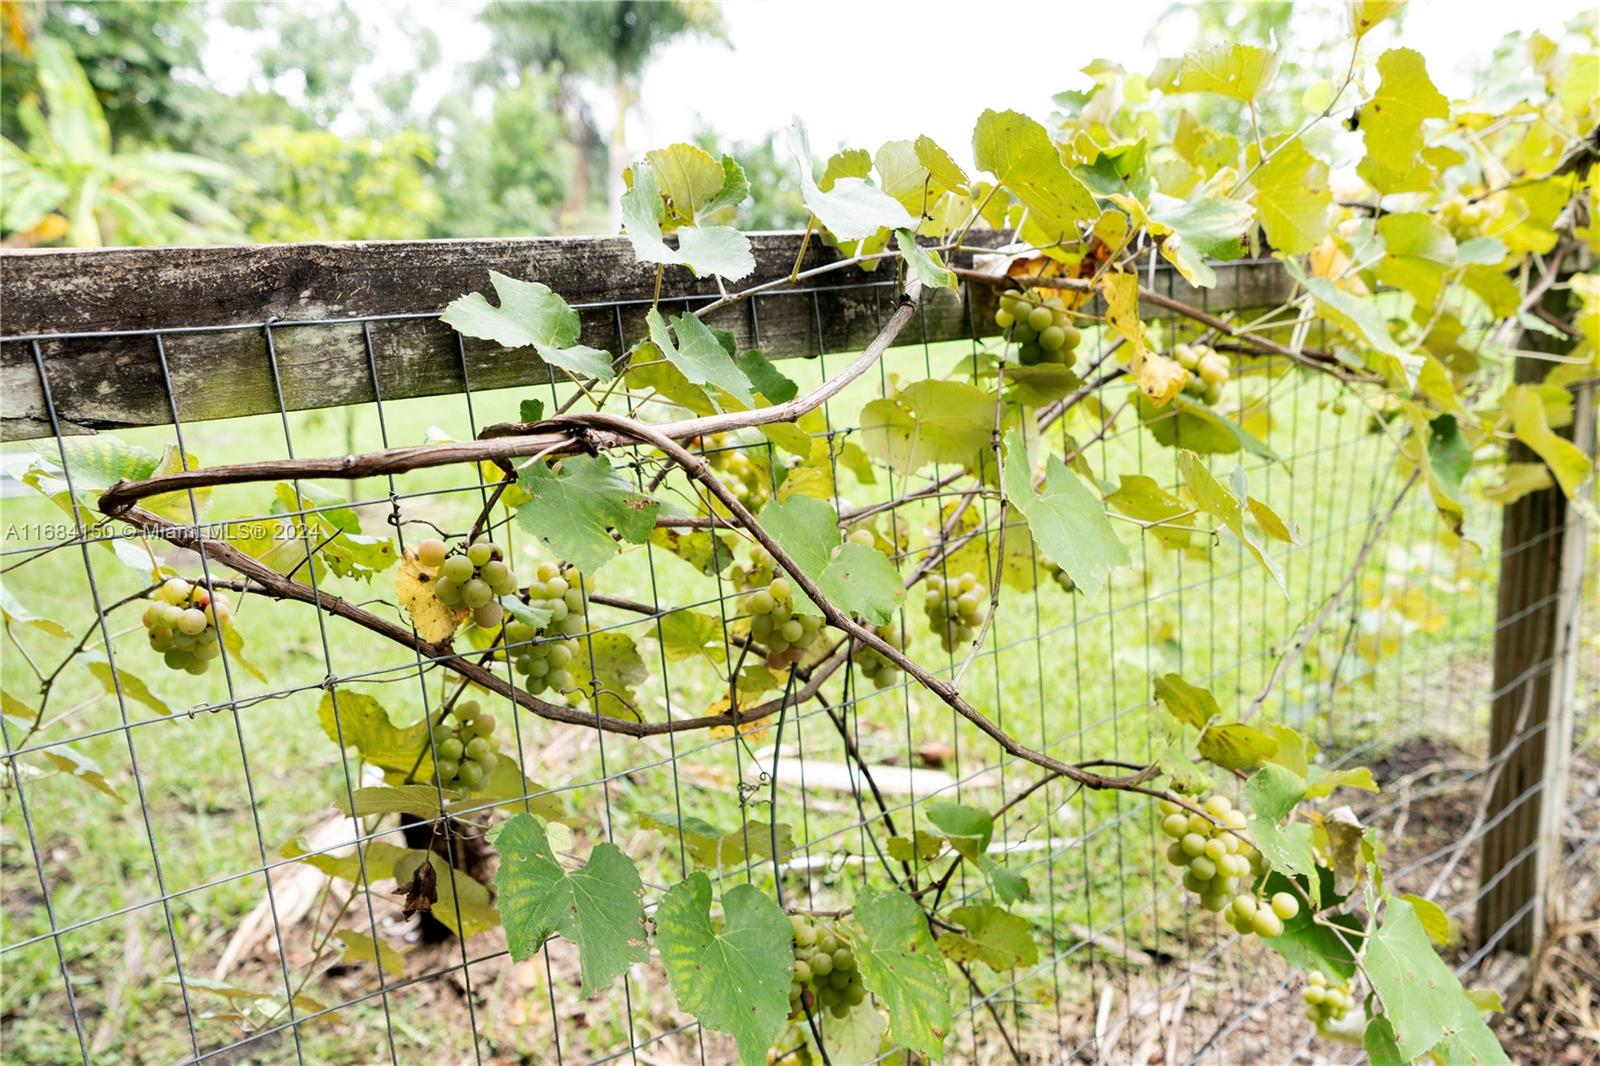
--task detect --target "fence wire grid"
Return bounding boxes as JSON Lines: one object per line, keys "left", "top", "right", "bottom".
{"left": 1, "top": 253, "right": 1595, "bottom": 1066}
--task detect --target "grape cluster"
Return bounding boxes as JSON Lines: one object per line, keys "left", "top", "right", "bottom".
{"left": 1301, "top": 971, "right": 1356, "bottom": 1026}
{"left": 923, "top": 571, "right": 986, "bottom": 653}
{"left": 704, "top": 434, "right": 773, "bottom": 512}
{"left": 850, "top": 622, "right": 904, "bottom": 688}
{"left": 429, "top": 699, "right": 499, "bottom": 791}
{"left": 1173, "top": 343, "right": 1231, "bottom": 406}
{"left": 142, "top": 578, "right": 230, "bottom": 674}
{"left": 995, "top": 290, "right": 1082, "bottom": 366}
{"left": 506, "top": 562, "right": 590, "bottom": 708}
{"left": 419, "top": 538, "right": 518, "bottom": 629}
{"left": 743, "top": 575, "right": 824, "bottom": 668}
{"left": 1438, "top": 194, "right": 1497, "bottom": 238}
{"left": 1158, "top": 794, "right": 1280, "bottom": 933}
{"left": 789, "top": 915, "right": 866, "bottom": 1020}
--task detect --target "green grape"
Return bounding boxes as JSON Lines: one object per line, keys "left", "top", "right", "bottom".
{"left": 467, "top": 541, "right": 495, "bottom": 567}
{"left": 1039, "top": 325, "right": 1066, "bottom": 351}
{"left": 462, "top": 579, "right": 492, "bottom": 609}
{"left": 473, "top": 603, "right": 503, "bottom": 629}
{"left": 1027, "top": 305, "right": 1054, "bottom": 331}
{"left": 1270, "top": 892, "right": 1300, "bottom": 920}
{"left": 438, "top": 738, "right": 464, "bottom": 762}
{"left": 417, "top": 538, "right": 448, "bottom": 568}
{"left": 441, "top": 555, "right": 474, "bottom": 584}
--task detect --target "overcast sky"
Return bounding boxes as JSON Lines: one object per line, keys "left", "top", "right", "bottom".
{"left": 214, "top": 0, "right": 1593, "bottom": 169}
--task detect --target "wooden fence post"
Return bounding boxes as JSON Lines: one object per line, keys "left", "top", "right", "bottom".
{"left": 1475, "top": 334, "right": 1596, "bottom": 954}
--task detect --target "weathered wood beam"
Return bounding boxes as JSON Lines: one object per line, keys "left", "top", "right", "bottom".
{"left": 0, "top": 232, "right": 1293, "bottom": 440}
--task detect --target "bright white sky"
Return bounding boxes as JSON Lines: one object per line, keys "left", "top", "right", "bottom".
{"left": 210, "top": 0, "right": 1594, "bottom": 169}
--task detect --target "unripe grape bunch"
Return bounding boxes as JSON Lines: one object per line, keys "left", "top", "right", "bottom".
{"left": 1173, "top": 343, "right": 1231, "bottom": 406}
{"left": 142, "top": 577, "right": 230, "bottom": 675}
{"left": 742, "top": 574, "right": 824, "bottom": 668}
{"left": 789, "top": 915, "right": 866, "bottom": 1020}
{"left": 429, "top": 699, "right": 500, "bottom": 791}
{"left": 923, "top": 571, "right": 986, "bottom": 653}
{"left": 1158, "top": 793, "right": 1293, "bottom": 937}
{"left": 704, "top": 434, "right": 773, "bottom": 512}
{"left": 994, "top": 289, "right": 1082, "bottom": 367}
{"left": 850, "top": 621, "right": 904, "bottom": 688}
{"left": 505, "top": 561, "right": 590, "bottom": 708}
{"left": 1301, "top": 971, "right": 1357, "bottom": 1026}
{"left": 418, "top": 538, "right": 519, "bottom": 629}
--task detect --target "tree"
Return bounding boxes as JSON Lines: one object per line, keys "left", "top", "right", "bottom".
{"left": 1, "top": 37, "right": 238, "bottom": 246}
{"left": 231, "top": 126, "right": 440, "bottom": 243}
{"left": 431, "top": 67, "right": 577, "bottom": 238}
{"left": 475, "top": 0, "right": 726, "bottom": 225}
{"left": 1, "top": 0, "right": 206, "bottom": 146}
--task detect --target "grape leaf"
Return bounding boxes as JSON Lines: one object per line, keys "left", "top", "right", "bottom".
{"left": 896, "top": 229, "right": 954, "bottom": 289}
{"left": 852, "top": 886, "right": 951, "bottom": 1060}
{"left": 1251, "top": 137, "right": 1331, "bottom": 255}
{"left": 926, "top": 801, "right": 993, "bottom": 862}
{"left": 636, "top": 143, "right": 742, "bottom": 227}
{"left": 85, "top": 654, "right": 172, "bottom": 716}
{"left": 1107, "top": 475, "right": 1194, "bottom": 550}
{"left": 786, "top": 119, "right": 916, "bottom": 240}
{"left": 492, "top": 813, "right": 648, "bottom": 995}
{"left": 859, "top": 380, "right": 993, "bottom": 476}
{"left": 394, "top": 850, "right": 499, "bottom": 939}
{"left": 733, "top": 347, "right": 797, "bottom": 404}
{"left": 1001, "top": 428, "right": 1128, "bottom": 596}
{"left": 935, "top": 905, "right": 1037, "bottom": 972}
{"left": 646, "top": 307, "right": 754, "bottom": 409}
{"left": 656, "top": 874, "right": 793, "bottom": 1066}
{"left": 1364, "top": 899, "right": 1509, "bottom": 1063}
{"left": 1375, "top": 212, "right": 1457, "bottom": 307}
{"left": 1153, "top": 673, "right": 1221, "bottom": 730}
{"left": 1364, "top": 1016, "right": 1407, "bottom": 1066}
{"left": 571, "top": 631, "right": 649, "bottom": 721}
{"left": 1152, "top": 43, "right": 1277, "bottom": 101}
{"left": 1507, "top": 385, "right": 1590, "bottom": 497}
{"left": 1148, "top": 192, "right": 1252, "bottom": 287}
{"left": 1293, "top": 268, "right": 1423, "bottom": 387}
{"left": 317, "top": 689, "right": 428, "bottom": 773}
{"left": 1243, "top": 765, "right": 1317, "bottom": 890}
{"left": 516, "top": 455, "right": 661, "bottom": 574}
{"left": 1305, "top": 766, "right": 1379, "bottom": 798}
{"left": 621, "top": 158, "right": 754, "bottom": 281}
{"left": 1358, "top": 49, "right": 1450, "bottom": 194}
{"left": 1179, "top": 452, "right": 1285, "bottom": 591}
{"left": 440, "top": 271, "right": 616, "bottom": 381}
{"left": 396, "top": 553, "right": 465, "bottom": 643}
{"left": 972, "top": 109, "right": 1098, "bottom": 244}
{"left": 43, "top": 744, "right": 124, "bottom": 803}
{"left": 1197, "top": 722, "right": 1279, "bottom": 770}
{"left": 757, "top": 495, "right": 903, "bottom": 624}
{"left": 1137, "top": 394, "right": 1278, "bottom": 459}
{"left": 650, "top": 527, "right": 736, "bottom": 577}
{"left": 1349, "top": 0, "right": 1404, "bottom": 37}
{"left": 0, "top": 583, "right": 72, "bottom": 640}
{"left": 655, "top": 609, "right": 727, "bottom": 664}
{"left": 914, "top": 134, "right": 969, "bottom": 195}
{"left": 333, "top": 930, "right": 404, "bottom": 980}
{"left": 637, "top": 811, "right": 794, "bottom": 868}
{"left": 1101, "top": 273, "right": 1187, "bottom": 406}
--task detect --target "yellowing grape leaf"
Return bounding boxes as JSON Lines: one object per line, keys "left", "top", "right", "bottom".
{"left": 1357, "top": 49, "right": 1449, "bottom": 194}
{"left": 1349, "top": 0, "right": 1404, "bottom": 38}
{"left": 935, "top": 905, "right": 1037, "bottom": 972}
{"left": 1152, "top": 43, "right": 1278, "bottom": 101}
{"left": 972, "top": 109, "right": 1099, "bottom": 244}
{"left": 1507, "top": 385, "right": 1591, "bottom": 497}
{"left": 853, "top": 887, "right": 952, "bottom": 1060}
{"left": 396, "top": 553, "right": 464, "bottom": 644}
{"left": 1101, "top": 273, "right": 1187, "bottom": 406}
{"left": 1252, "top": 137, "right": 1331, "bottom": 255}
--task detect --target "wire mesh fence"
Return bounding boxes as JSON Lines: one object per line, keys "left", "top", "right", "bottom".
{"left": 1, "top": 241, "right": 1594, "bottom": 1065}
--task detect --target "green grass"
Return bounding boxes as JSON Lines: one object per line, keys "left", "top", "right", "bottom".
{"left": 0, "top": 336, "right": 1499, "bottom": 1064}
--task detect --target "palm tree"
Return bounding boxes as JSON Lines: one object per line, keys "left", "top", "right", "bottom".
{"left": 1, "top": 37, "right": 239, "bottom": 246}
